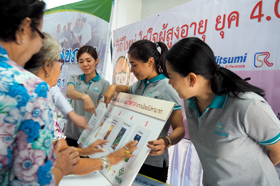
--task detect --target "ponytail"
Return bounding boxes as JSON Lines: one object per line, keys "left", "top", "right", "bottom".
{"left": 210, "top": 66, "right": 265, "bottom": 97}
{"left": 128, "top": 40, "right": 168, "bottom": 76}
{"left": 166, "top": 37, "right": 265, "bottom": 98}
{"left": 156, "top": 42, "right": 168, "bottom": 76}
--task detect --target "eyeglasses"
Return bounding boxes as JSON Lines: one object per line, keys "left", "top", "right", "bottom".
{"left": 56, "top": 59, "right": 65, "bottom": 67}
{"left": 33, "top": 26, "right": 46, "bottom": 40}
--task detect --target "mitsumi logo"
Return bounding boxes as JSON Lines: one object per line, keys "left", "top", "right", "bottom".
{"left": 215, "top": 53, "right": 247, "bottom": 69}
{"left": 254, "top": 52, "right": 273, "bottom": 68}
{"left": 214, "top": 122, "right": 228, "bottom": 137}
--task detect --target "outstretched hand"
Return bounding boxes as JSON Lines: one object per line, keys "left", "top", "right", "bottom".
{"left": 67, "top": 111, "right": 91, "bottom": 130}
{"left": 84, "top": 139, "right": 109, "bottom": 155}
{"left": 107, "top": 140, "right": 138, "bottom": 165}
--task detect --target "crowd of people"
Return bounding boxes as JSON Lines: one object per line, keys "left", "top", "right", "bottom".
{"left": 55, "top": 17, "right": 95, "bottom": 49}
{"left": 1, "top": 0, "right": 280, "bottom": 186}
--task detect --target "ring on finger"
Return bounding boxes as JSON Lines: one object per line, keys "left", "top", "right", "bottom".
{"left": 124, "top": 145, "right": 129, "bottom": 151}
{"left": 125, "top": 150, "right": 130, "bottom": 155}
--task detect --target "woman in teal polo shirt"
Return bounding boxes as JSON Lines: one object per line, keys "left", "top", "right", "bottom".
{"left": 104, "top": 40, "right": 185, "bottom": 182}
{"left": 165, "top": 37, "right": 280, "bottom": 186}
{"left": 65, "top": 46, "right": 110, "bottom": 147}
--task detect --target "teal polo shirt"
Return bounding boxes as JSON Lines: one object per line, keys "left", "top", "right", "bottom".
{"left": 130, "top": 73, "right": 182, "bottom": 168}
{"left": 185, "top": 92, "right": 280, "bottom": 186}
{"left": 64, "top": 73, "right": 110, "bottom": 140}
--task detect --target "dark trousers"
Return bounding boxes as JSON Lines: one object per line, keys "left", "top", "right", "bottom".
{"left": 65, "top": 137, "right": 79, "bottom": 147}
{"left": 139, "top": 161, "right": 168, "bottom": 183}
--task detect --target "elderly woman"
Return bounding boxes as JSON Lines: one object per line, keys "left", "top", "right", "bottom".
{"left": 24, "top": 32, "right": 138, "bottom": 175}
{"left": 0, "top": 0, "right": 78, "bottom": 185}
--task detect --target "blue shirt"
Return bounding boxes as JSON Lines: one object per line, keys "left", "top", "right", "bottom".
{"left": 0, "top": 44, "right": 55, "bottom": 185}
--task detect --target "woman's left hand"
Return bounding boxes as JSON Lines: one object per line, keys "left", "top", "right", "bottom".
{"left": 147, "top": 138, "right": 166, "bottom": 156}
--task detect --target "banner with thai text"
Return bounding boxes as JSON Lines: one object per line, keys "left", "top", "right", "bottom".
{"left": 112, "top": 0, "right": 280, "bottom": 125}
{"left": 43, "top": 0, "right": 112, "bottom": 96}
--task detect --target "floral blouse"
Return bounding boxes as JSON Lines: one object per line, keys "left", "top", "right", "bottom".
{"left": 0, "top": 45, "right": 55, "bottom": 185}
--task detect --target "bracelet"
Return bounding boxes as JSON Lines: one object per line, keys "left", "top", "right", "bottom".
{"left": 100, "top": 156, "right": 110, "bottom": 170}
{"left": 164, "top": 136, "right": 172, "bottom": 149}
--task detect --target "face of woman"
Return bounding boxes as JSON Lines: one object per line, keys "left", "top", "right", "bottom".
{"left": 28, "top": 19, "right": 45, "bottom": 58}
{"left": 48, "top": 55, "right": 61, "bottom": 87}
{"left": 78, "top": 52, "right": 98, "bottom": 76}
{"left": 19, "top": 18, "right": 45, "bottom": 66}
{"left": 166, "top": 61, "right": 190, "bottom": 99}
{"left": 128, "top": 54, "right": 150, "bottom": 81}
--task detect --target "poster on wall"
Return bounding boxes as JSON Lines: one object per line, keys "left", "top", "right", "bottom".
{"left": 78, "top": 93, "right": 175, "bottom": 186}
{"left": 43, "top": 0, "right": 112, "bottom": 96}
{"left": 112, "top": 0, "right": 280, "bottom": 133}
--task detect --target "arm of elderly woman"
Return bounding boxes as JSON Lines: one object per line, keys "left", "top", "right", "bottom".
{"left": 51, "top": 85, "right": 90, "bottom": 130}
{"left": 56, "top": 140, "right": 138, "bottom": 175}
{"left": 59, "top": 138, "right": 108, "bottom": 156}
{"left": 71, "top": 140, "right": 138, "bottom": 175}
{"left": 51, "top": 140, "right": 80, "bottom": 185}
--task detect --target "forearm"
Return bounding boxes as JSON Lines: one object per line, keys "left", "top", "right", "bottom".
{"left": 66, "top": 89, "right": 88, "bottom": 101}
{"left": 168, "top": 126, "right": 185, "bottom": 145}
{"left": 77, "top": 147, "right": 92, "bottom": 157}
{"left": 114, "top": 84, "right": 130, "bottom": 93}
{"left": 268, "top": 148, "right": 280, "bottom": 165}
{"left": 167, "top": 110, "right": 185, "bottom": 145}
{"left": 59, "top": 139, "right": 91, "bottom": 157}
{"left": 51, "top": 167, "right": 64, "bottom": 186}
{"left": 69, "top": 158, "right": 103, "bottom": 175}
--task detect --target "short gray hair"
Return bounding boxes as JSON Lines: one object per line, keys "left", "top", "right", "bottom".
{"left": 24, "top": 32, "right": 62, "bottom": 74}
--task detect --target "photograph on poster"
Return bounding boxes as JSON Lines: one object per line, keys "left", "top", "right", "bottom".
{"left": 98, "top": 116, "right": 123, "bottom": 141}
{"left": 125, "top": 126, "right": 151, "bottom": 168}
{"left": 111, "top": 127, "right": 127, "bottom": 150}
{"left": 124, "top": 134, "right": 141, "bottom": 162}
{"left": 43, "top": 10, "right": 109, "bottom": 97}
{"left": 93, "top": 113, "right": 110, "bottom": 138}
{"left": 109, "top": 120, "right": 133, "bottom": 152}
{"left": 78, "top": 109, "right": 104, "bottom": 146}
{"left": 104, "top": 125, "right": 114, "bottom": 140}
{"left": 88, "top": 109, "right": 104, "bottom": 129}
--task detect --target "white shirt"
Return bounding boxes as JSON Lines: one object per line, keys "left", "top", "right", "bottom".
{"left": 76, "top": 22, "right": 91, "bottom": 45}
{"left": 50, "top": 85, "right": 73, "bottom": 117}
{"left": 54, "top": 31, "right": 64, "bottom": 43}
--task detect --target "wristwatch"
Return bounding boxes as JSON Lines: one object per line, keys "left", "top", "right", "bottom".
{"left": 100, "top": 156, "right": 110, "bottom": 170}
{"left": 164, "top": 136, "right": 172, "bottom": 149}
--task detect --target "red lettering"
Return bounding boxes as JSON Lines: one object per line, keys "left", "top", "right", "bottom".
{"left": 250, "top": 1, "right": 264, "bottom": 22}
{"left": 275, "top": 0, "right": 280, "bottom": 18}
